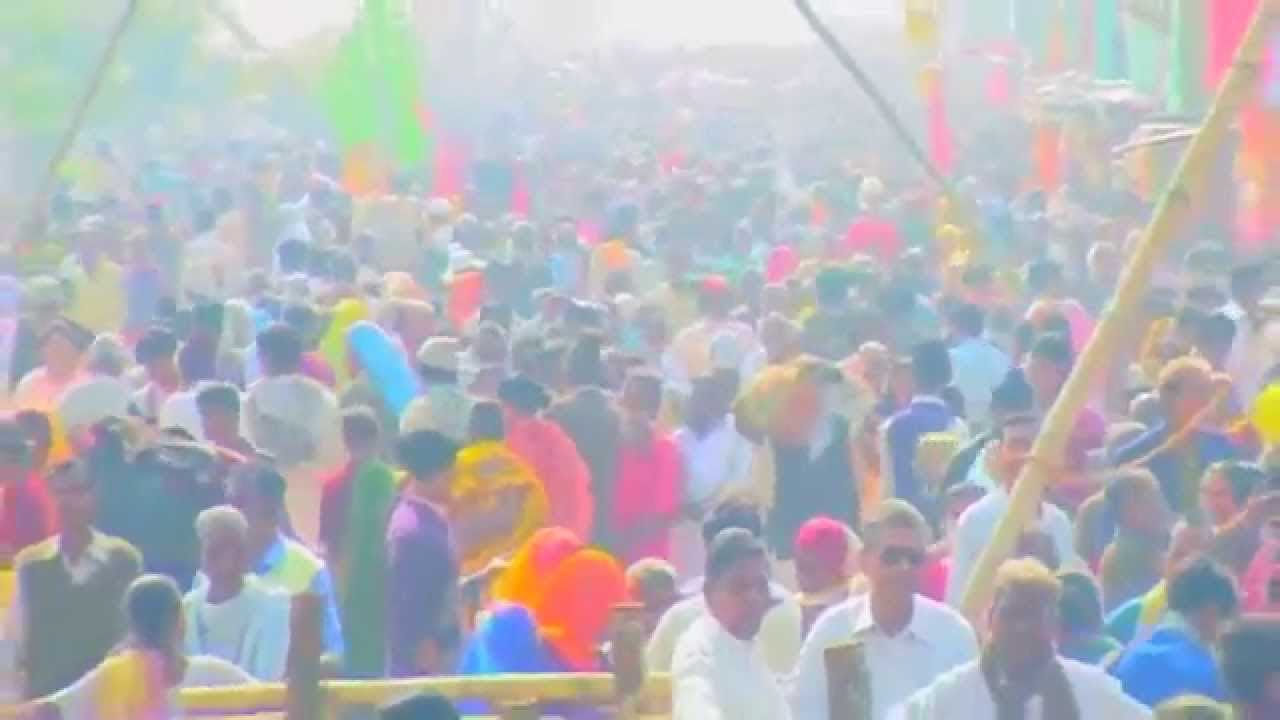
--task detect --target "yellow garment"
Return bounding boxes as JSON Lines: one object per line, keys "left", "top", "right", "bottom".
{"left": 65, "top": 261, "right": 126, "bottom": 333}
{"left": 1139, "top": 316, "right": 1175, "bottom": 385}
{"left": 318, "top": 298, "right": 370, "bottom": 388}
{"left": 588, "top": 239, "right": 633, "bottom": 299}
{"left": 647, "top": 283, "right": 699, "bottom": 334}
{"left": 451, "top": 440, "right": 549, "bottom": 575}
{"left": 95, "top": 649, "right": 167, "bottom": 719}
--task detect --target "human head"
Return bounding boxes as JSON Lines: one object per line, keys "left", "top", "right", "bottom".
{"left": 626, "top": 558, "right": 681, "bottom": 635}
{"left": 1057, "top": 571, "right": 1106, "bottom": 639}
{"left": 191, "top": 301, "right": 225, "bottom": 341}
{"left": 1023, "top": 333, "right": 1072, "bottom": 407}
{"left": 380, "top": 693, "right": 460, "bottom": 720}
{"left": 1200, "top": 461, "right": 1265, "bottom": 529}
{"left": 700, "top": 499, "right": 764, "bottom": 547}
{"left": 564, "top": 333, "right": 608, "bottom": 389}
{"left": 342, "top": 406, "right": 381, "bottom": 462}
{"left": 1104, "top": 467, "right": 1170, "bottom": 537}
{"left": 685, "top": 374, "right": 731, "bottom": 432}
{"left": 227, "top": 463, "right": 288, "bottom": 542}
{"left": 861, "top": 499, "right": 930, "bottom": 600}
{"left": 619, "top": 369, "right": 663, "bottom": 422}
{"left": 256, "top": 323, "right": 304, "bottom": 376}
{"left": 276, "top": 238, "right": 309, "bottom": 276}
{"left": 1229, "top": 263, "right": 1267, "bottom": 311}
{"left": 697, "top": 276, "right": 734, "bottom": 319}
{"left": 1194, "top": 311, "right": 1237, "bottom": 370}
{"left": 1220, "top": 616, "right": 1280, "bottom": 716}
{"left": 195, "top": 383, "right": 241, "bottom": 442}
{"left": 397, "top": 430, "right": 459, "bottom": 487}
{"left": 991, "top": 414, "right": 1039, "bottom": 491}
{"left": 946, "top": 302, "right": 985, "bottom": 341}
{"left": 467, "top": 400, "right": 505, "bottom": 443}
{"left": 39, "top": 320, "right": 89, "bottom": 378}
{"left": 125, "top": 574, "right": 185, "bottom": 653}
{"left": 1157, "top": 356, "right": 1216, "bottom": 429}
{"left": 910, "top": 340, "right": 952, "bottom": 395}
{"left": 135, "top": 326, "right": 180, "bottom": 384}
{"left": 84, "top": 333, "right": 129, "bottom": 377}
{"left": 196, "top": 505, "right": 250, "bottom": 590}
{"left": 703, "top": 528, "right": 772, "bottom": 642}
{"left": 48, "top": 459, "right": 97, "bottom": 532}
{"left": 814, "top": 267, "right": 849, "bottom": 310}
{"left": 793, "top": 516, "right": 852, "bottom": 595}
{"left": 988, "top": 558, "right": 1062, "bottom": 671}
{"left": 1167, "top": 558, "right": 1239, "bottom": 644}
{"left": 497, "top": 376, "right": 550, "bottom": 417}
{"left": 1025, "top": 259, "right": 1065, "bottom": 298}
{"left": 989, "top": 369, "right": 1035, "bottom": 425}
{"left": 416, "top": 336, "right": 462, "bottom": 385}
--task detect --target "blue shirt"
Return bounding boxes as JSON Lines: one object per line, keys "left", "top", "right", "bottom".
{"left": 1111, "top": 624, "right": 1226, "bottom": 707}
{"left": 882, "top": 396, "right": 961, "bottom": 512}
{"left": 1111, "top": 422, "right": 1239, "bottom": 515}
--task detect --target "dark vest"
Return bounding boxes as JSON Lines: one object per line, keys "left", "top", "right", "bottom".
{"left": 16, "top": 534, "right": 141, "bottom": 699}
{"left": 769, "top": 416, "right": 859, "bottom": 559}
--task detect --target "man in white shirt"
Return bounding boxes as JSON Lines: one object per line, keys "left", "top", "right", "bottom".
{"left": 673, "top": 528, "right": 792, "bottom": 720}
{"left": 946, "top": 303, "right": 1011, "bottom": 430}
{"left": 891, "top": 558, "right": 1150, "bottom": 719}
{"left": 647, "top": 501, "right": 803, "bottom": 677}
{"left": 789, "top": 500, "right": 978, "bottom": 720}
{"left": 946, "top": 415, "right": 1077, "bottom": 608}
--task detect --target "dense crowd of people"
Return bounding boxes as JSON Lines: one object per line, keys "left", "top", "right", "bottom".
{"left": 0, "top": 24, "right": 1279, "bottom": 720}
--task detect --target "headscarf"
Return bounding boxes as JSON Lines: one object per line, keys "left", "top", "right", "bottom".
{"left": 532, "top": 549, "right": 628, "bottom": 671}
{"left": 318, "top": 297, "right": 370, "bottom": 387}
{"left": 794, "top": 516, "right": 851, "bottom": 578}
{"left": 347, "top": 320, "right": 421, "bottom": 417}
{"left": 335, "top": 458, "right": 398, "bottom": 678}
{"left": 451, "top": 440, "right": 550, "bottom": 574}
{"left": 491, "top": 527, "right": 585, "bottom": 609}
{"left": 459, "top": 602, "right": 557, "bottom": 675}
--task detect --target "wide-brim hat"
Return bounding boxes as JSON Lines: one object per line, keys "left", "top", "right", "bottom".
{"left": 416, "top": 336, "right": 462, "bottom": 373}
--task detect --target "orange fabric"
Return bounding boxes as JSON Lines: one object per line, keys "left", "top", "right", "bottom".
{"left": 505, "top": 414, "right": 594, "bottom": 539}
{"left": 447, "top": 270, "right": 487, "bottom": 332}
{"left": 490, "top": 527, "right": 585, "bottom": 609}
{"left": 532, "top": 549, "right": 628, "bottom": 671}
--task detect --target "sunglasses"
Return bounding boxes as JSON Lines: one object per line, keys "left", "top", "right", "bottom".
{"left": 879, "top": 546, "right": 926, "bottom": 568}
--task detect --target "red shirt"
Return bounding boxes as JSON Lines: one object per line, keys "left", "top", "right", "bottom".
{"left": 0, "top": 472, "right": 56, "bottom": 553}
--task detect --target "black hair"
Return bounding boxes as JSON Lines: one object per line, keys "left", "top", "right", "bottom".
{"left": 1220, "top": 616, "right": 1280, "bottom": 708}
{"left": 192, "top": 302, "right": 225, "bottom": 335}
{"left": 947, "top": 302, "right": 985, "bottom": 338}
{"left": 1029, "top": 332, "right": 1073, "bottom": 370}
{"left": 196, "top": 383, "right": 241, "bottom": 415}
{"left": 256, "top": 323, "right": 304, "bottom": 374}
{"left": 814, "top": 267, "right": 850, "bottom": 306}
{"left": 1166, "top": 558, "right": 1239, "bottom": 617}
{"left": 1057, "top": 571, "right": 1105, "bottom": 634}
{"left": 498, "top": 376, "right": 551, "bottom": 415}
{"left": 330, "top": 250, "right": 358, "bottom": 284}
{"left": 910, "top": 340, "right": 953, "bottom": 392}
{"left": 397, "top": 430, "right": 460, "bottom": 481}
{"left": 990, "top": 369, "right": 1035, "bottom": 415}
{"left": 342, "top": 406, "right": 381, "bottom": 449}
{"left": 1026, "top": 259, "right": 1063, "bottom": 295}
{"left": 281, "top": 303, "right": 319, "bottom": 338}
{"left": 135, "top": 326, "right": 178, "bottom": 364}
{"left": 48, "top": 458, "right": 95, "bottom": 491}
{"left": 468, "top": 401, "right": 506, "bottom": 443}
{"left": 564, "top": 332, "right": 608, "bottom": 389}
{"left": 705, "top": 528, "right": 767, "bottom": 586}
{"left": 125, "top": 574, "right": 183, "bottom": 650}
{"left": 941, "top": 385, "right": 966, "bottom": 419}
{"left": 1208, "top": 461, "right": 1267, "bottom": 507}
{"left": 14, "top": 410, "right": 52, "bottom": 446}
{"left": 1197, "top": 311, "right": 1237, "bottom": 353}
{"left": 700, "top": 499, "right": 763, "bottom": 546}
{"left": 1103, "top": 468, "right": 1159, "bottom": 518}
{"left": 380, "top": 693, "right": 460, "bottom": 720}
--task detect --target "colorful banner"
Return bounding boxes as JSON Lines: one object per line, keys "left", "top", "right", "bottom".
{"left": 1094, "top": 0, "right": 1127, "bottom": 79}
{"left": 1122, "top": 0, "right": 1171, "bottom": 96}
{"left": 1168, "top": 0, "right": 1209, "bottom": 114}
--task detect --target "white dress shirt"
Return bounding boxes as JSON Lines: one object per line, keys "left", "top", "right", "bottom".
{"left": 788, "top": 593, "right": 979, "bottom": 720}
{"left": 888, "top": 657, "right": 1152, "bottom": 719}
{"left": 945, "top": 488, "right": 1078, "bottom": 608}
{"left": 647, "top": 582, "right": 802, "bottom": 677}
{"left": 673, "top": 615, "right": 793, "bottom": 720}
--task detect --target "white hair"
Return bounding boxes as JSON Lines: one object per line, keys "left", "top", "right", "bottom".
{"left": 195, "top": 505, "right": 249, "bottom": 546}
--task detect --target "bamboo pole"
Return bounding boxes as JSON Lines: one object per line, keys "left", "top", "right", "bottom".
{"left": 285, "top": 593, "right": 325, "bottom": 720}
{"left": 19, "top": 0, "right": 140, "bottom": 238}
{"left": 959, "top": 0, "right": 1280, "bottom": 622}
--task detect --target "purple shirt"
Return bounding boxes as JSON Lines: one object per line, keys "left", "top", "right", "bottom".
{"left": 385, "top": 494, "right": 459, "bottom": 677}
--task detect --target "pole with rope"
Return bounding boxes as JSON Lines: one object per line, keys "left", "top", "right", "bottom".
{"left": 958, "top": 0, "right": 1279, "bottom": 622}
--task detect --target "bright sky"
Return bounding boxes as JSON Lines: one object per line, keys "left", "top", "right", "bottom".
{"left": 230, "top": 0, "right": 896, "bottom": 49}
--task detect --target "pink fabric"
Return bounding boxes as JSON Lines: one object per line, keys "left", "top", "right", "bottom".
{"left": 839, "top": 216, "right": 902, "bottom": 263}
{"left": 1208, "top": 0, "right": 1259, "bottom": 90}
{"left": 921, "top": 557, "right": 949, "bottom": 603}
{"left": 301, "top": 352, "right": 336, "bottom": 388}
{"left": 1242, "top": 537, "right": 1280, "bottom": 611}
{"left": 612, "top": 433, "right": 681, "bottom": 564}
{"left": 766, "top": 245, "right": 799, "bottom": 283}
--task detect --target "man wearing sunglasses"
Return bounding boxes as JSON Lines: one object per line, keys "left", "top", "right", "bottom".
{"left": 789, "top": 500, "right": 978, "bottom": 719}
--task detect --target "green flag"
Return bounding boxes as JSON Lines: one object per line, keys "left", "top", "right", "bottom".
{"left": 1167, "top": 0, "right": 1209, "bottom": 114}
{"left": 1094, "top": 0, "right": 1126, "bottom": 80}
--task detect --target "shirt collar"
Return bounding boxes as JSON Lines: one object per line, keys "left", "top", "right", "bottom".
{"left": 56, "top": 530, "right": 110, "bottom": 564}
{"left": 849, "top": 595, "right": 933, "bottom": 645}
{"left": 255, "top": 533, "right": 287, "bottom": 575}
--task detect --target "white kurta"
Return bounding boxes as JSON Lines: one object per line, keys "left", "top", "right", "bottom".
{"left": 673, "top": 615, "right": 793, "bottom": 720}
{"left": 647, "top": 582, "right": 803, "bottom": 677}
{"left": 888, "top": 657, "right": 1152, "bottom": 720}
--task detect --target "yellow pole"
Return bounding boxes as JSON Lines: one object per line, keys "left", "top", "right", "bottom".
{"left": 959, "top": 0, "right": 1280, "bottom": 622}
